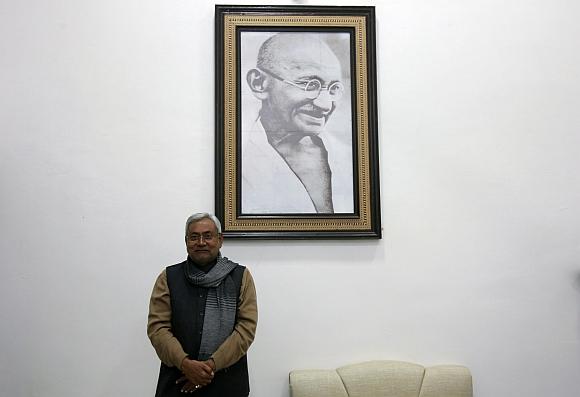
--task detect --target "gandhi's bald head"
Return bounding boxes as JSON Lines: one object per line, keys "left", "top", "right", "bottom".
{"left": 257, "top": 33, "right": 341, "bottom": 76}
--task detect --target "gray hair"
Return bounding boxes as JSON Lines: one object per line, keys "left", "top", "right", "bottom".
{"left": 185, "top": 213, "right": 222, "bottom": 235}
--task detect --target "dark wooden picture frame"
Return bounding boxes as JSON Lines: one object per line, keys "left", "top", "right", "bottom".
{"left": 215, "top": 5, "right": 381, "bottom": 238}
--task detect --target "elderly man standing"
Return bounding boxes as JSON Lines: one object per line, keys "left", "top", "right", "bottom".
{"left": 148, "top": 213, "right": 258, "bottom": 396}
{"left": 242, "top": 32, "right": 354, "bottom": 215}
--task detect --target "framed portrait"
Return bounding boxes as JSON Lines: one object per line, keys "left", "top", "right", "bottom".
{"left": 215, "top": 5, "right": 381, "bottom": 239}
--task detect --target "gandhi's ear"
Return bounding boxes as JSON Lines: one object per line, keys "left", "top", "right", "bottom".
{"left": 246, "top": 68, "right": 269, "bottom": 100}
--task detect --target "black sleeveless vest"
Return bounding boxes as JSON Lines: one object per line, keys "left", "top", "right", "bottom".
{"left": 155, "top": 260, "right": 249, "bottom": 397}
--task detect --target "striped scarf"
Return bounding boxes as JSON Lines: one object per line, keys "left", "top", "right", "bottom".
{"left": 184, "top": 255, "right": 239, "bottom": 361}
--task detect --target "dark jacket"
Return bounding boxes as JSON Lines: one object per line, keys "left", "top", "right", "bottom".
{"left": 155, "top": 261, "right": 249, "bottom": 397}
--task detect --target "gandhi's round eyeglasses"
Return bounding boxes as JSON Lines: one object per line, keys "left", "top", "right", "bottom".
{"left": 258, "top": 67, "right": 344, "bottom": 100}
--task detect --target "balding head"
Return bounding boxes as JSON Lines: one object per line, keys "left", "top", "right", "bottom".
{"left": 257, "top": 33, "right": 341, "bottom": 78}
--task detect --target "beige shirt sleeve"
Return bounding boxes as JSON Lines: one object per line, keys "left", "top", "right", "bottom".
{"left": 147, "top": 270, "right": 189, "bottom": 369}
{"left": 147, "top": 267, "right": 258, "bottom": 372}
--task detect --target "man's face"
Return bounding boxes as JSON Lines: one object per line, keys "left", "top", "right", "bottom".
{"left": 185, "top": 218, "right": 223, "bottom": 266}
{"left": 262, "top": 39, "right": 343, "bottom": 136}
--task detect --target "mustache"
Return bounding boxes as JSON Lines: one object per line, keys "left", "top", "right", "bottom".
{"left": 296, "top": 102, "right": 336, "bottom": 118}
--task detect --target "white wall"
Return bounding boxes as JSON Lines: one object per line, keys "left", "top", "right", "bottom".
{"left": 1, "top": 1, "right": 579, "bottom": 396}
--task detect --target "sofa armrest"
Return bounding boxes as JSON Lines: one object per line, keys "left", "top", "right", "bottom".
{"left": 289, "top": 369, "right": 348, "bottom": 397}
{"left": 419, "top": 365, "right": 473, "bottom": 397}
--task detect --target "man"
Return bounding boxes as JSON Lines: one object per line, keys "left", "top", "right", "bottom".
{"left": 242, "top": 32, "right": 354, "bottom": 214}
{"left": 148, "top": 213, "right": 258, "bottom": 396}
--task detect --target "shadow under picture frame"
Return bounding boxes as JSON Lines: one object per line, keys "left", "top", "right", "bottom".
{"left": 215, "top": 5, "right": 381, "bottom": 239}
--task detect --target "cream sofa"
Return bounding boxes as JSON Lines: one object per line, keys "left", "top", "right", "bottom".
{"left": 289, "top": 360, "right": 472, "bottom": 397}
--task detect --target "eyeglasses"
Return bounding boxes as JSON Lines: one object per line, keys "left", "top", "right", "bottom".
{"left": 186, "top": 232, "right": 218, "bottom": 243}
{"left": 258, "top": 67, "right": 345, "bottom": 100}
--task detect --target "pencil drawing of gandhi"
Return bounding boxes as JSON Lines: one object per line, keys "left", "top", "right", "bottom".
{"left": 241, "top": 32, "right": 354, "bottom": 214}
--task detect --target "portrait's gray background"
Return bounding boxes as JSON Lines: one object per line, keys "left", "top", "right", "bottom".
{"left": 1, "top": 1, "right": 579, "bottom": 397}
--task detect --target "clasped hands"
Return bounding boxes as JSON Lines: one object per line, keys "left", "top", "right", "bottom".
{"left": 177, "top": 357, "right": 216, "bottom": 393}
